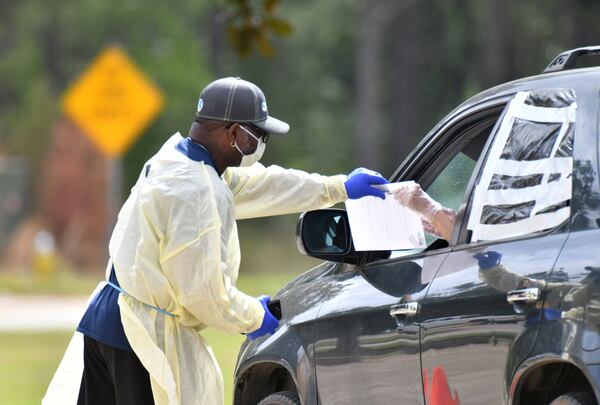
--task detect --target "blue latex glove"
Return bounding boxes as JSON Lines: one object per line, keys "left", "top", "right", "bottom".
{"left": 474, "top": 251, "right": 502, "bottom": 270}
{"left": 543, "top": 307, "right": 562, "bottom": 321}
{"left": 526, "top": 307, "right": 561, "bottom": 326}
{"left": 247, "top": 295, "right": 279, "bottom": 340}
{"left": 345, "top": 167, "right": 389, "bottom": 200}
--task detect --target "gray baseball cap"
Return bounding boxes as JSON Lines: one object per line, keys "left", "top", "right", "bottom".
{"left": 195, "top": 77, "right": 290, "bottom": 135}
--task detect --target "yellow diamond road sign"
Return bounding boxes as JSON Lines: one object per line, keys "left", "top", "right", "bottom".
{"left": 62, "top": 46, "right": 164, "bottom": 157}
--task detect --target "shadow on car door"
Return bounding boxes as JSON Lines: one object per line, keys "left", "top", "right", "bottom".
{"left": 313, "top": 252, "right": 448, "bottom": 404}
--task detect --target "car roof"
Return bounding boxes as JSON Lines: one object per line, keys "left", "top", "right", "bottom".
{"left": 457, "top": 66, "right": 600, "bottom": 113}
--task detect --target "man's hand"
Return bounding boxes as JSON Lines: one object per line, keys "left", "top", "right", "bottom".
{"left": 421, "top": 218, "right": 443, "bottom": 238}
{"left": 247, "top": 295, "right": 280, "bottom": 340}
{"left": 345, "top": 168, "right": 389, "bottom": 200}
{"left": 392, "top": 183, "right": 442, "bottom": 221}
{"left": 393, "top": 184, "right": 456, "bottom": 240}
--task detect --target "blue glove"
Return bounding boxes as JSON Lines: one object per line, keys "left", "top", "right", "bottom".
{"left": 345, "top": 168, "right": 389, "bottom": 200}
{"left": 543, "top": 307, "right": 561, "bottom": 321}
{"left": 247, "top": 295, "right": 279, "bottom": 340}
{"left": 474, "top": 251, "right": 502, "bottom": 270}
{"left": 526, "top": 308, "right": 561, "bottom": 326}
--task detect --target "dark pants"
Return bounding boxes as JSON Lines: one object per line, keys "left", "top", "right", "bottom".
{"left": 77, "top": 335, "right": 155, "bottom": 405}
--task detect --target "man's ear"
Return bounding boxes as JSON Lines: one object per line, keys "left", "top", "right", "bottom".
{"left": 227, "top": 123, "right": 239, "bottom": 146}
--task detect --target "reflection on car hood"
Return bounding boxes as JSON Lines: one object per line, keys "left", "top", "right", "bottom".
{"left": 274, "top": 261, "right": 339, "bottom": 299}
{"left": 235, "top": 260, "right": 340, "bottom": 372}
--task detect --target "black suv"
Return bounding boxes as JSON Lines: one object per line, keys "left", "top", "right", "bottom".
{"left": 234, "top": 47, "right": 600, "bottom": 405}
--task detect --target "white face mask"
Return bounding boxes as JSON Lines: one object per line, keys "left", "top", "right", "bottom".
{"left": 236, "top": 125, "right": 266, "bottom": 167}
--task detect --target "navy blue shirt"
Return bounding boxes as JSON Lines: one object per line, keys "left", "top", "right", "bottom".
{"left": 77, "top": 136, "right": 218, "bottom": 351}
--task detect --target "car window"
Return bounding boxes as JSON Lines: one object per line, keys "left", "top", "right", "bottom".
{"left": 465, "top": 89, "right": 576, "bottom": 243}
{"left": 388, "top": 104, "right": 506, "bottom": 259}
{"left": 426, "top": 152, "right": 477, "bottom": 213}
{"left": 422, "top": 152, "right": 477, "bottom": 245}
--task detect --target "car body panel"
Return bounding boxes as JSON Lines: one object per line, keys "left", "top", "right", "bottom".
{"left": 420, "top": 232, "right": 569, "bottom": 404}
{"left": 526, "top": 228, "right": 600, "bottom": 403}
{"left": 234, "top": 261, "right": 341, "bottom": 405}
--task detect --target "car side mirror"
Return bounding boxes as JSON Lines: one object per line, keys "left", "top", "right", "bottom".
{"left": 296, "top": 209, "right": 359, "bottom": 264}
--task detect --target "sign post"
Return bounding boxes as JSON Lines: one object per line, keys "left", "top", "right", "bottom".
{"left": 61, "top": 45, "right": 164, "bottom": 250}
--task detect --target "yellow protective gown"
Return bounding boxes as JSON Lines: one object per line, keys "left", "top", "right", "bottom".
{"left": 43, "top": 133, "right": 348, "bottom": 405}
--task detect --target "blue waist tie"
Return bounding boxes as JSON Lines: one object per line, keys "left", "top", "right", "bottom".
{"left": 77, "top": 266, "right": 176, "bottom": 352}
{"left": 106, "top": 280, "right": 177, "bottom": 318}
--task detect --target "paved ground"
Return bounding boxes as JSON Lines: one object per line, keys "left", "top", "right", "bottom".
{"left": 0, "top": 294, "right": 88, "bottom": 331}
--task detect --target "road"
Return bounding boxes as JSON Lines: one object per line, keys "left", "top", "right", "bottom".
{"left": 0, "top": 294, "right": 88, "bottom": 331}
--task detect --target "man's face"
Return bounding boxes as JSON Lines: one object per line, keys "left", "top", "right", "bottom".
{"left": 207, "top": 122, "right": 270, "bottom": 169}
{"left": 232, "top": 124, "right": 269, "bottom": 155}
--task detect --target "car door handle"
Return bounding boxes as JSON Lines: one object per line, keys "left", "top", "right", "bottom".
{"left": 507, "top": 287, "right": 540, "bottom": 304}
{"left": 390, "top": 302, "right": 419, "bottom": 318}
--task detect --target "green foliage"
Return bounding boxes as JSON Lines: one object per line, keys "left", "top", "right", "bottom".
{"left": 225, "top": 0, "right": 293, "bottom": 57}
{"left": 3, "top": 0, "right": 600, "bottom": 183}
{"left": 3, "top": 0, "right": 600, "bottom": 273}
{"left": 226, "top": 0, "right": 360, "bottom": 175}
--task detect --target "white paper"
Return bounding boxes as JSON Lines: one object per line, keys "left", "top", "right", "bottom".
{"left": 345, "top": 182, "right": 426, "bottom": 251}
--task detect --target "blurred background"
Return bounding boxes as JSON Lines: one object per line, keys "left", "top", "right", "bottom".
{"left": 1, "top": 0, "right": 599, "bottom": 403}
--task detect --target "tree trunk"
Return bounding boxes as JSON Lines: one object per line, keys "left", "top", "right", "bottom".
{"left": 480, "top": 0, "right": 511, "bottom": 87}
{"left": 355, "top": 0, "right": 384, "bottom": 171}
{"left": 388, "top": 0, "right": 423, "bottom": 174}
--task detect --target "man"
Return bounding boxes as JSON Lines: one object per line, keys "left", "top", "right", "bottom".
{"left": 44, "top": 77, "right": 388, "bottom": 405}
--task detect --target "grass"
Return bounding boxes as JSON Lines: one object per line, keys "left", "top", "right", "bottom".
{"left": 0, "top": 269, "right": 312, "bottom": 405}
{"left": 0, "top": 331, "right": 71, "bottom": 405}
{"left": 0, "top": 330, "right": 245, "bottom": 405}
{"left": 205, "top": 329, "right": 246, "bottom": 404}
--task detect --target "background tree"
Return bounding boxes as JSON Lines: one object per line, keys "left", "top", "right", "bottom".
{"left": 2, "top": 0, "right": 600, "bottom": 273}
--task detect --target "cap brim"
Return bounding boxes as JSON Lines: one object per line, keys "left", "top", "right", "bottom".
{"left": 254, "top": 116, "right": 290, "bottom": 135}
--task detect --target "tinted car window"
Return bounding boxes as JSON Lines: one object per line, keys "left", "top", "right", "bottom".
{"left": 426, "top": 152, "right": 476, "bottom": 212}
{"left": 421, "top": 152, "right": 477, "bottom": 246}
